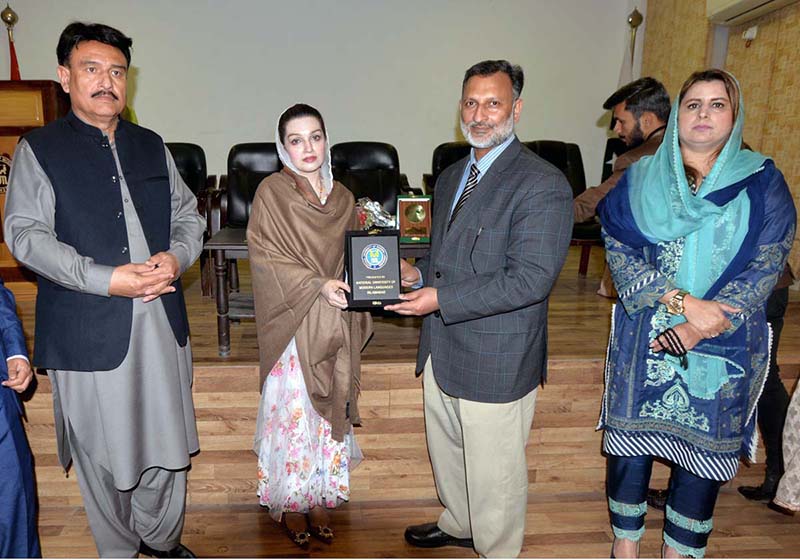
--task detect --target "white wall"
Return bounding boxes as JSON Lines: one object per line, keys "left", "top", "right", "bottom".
{"left": 1, "top": 0, "right": 634, "bottom": 187}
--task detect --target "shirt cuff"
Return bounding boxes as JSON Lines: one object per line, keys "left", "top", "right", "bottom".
{"left": 412, "top": 267, "right": 424, "bottom": 289}
{"left": 86, "top": 264, "right": 116, "bottom": 297}
{"left": 6, "top": 355, "right": 28, "bottom": 363}
{"left": 169, "top": 245, "right": 193, "bottom": 274}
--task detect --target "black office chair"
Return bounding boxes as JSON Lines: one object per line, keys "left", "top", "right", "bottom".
{"left": 330, "top": 141, "right": 411, "bottom": 215}
{"left": 208, "top": 143, "right": 282, "bottom": 293}
{"left": 165, "top": 142, "right": 216, "bottom": 295}
{"left": 525, "top": 140, "right": 600, "bottom": 277}
{"left": 423, "top": 141, "right": 472, "bottom": 199}
{"left": 224, "top": 143, "right": 282, "bottom": 228}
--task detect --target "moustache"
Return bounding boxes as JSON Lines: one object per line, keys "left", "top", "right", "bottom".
{"left": 92, "top": 90, "right": 119, "bottom": 100}
{"left": 467, "top": 121, "right": 494, "bottom": 129}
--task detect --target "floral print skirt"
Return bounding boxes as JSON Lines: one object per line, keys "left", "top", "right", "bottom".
{"left": 254, "top": 337, "right": 361, "bottom": 521}
{"left": 775, "top": 387, "right": 800, "bottom": 511}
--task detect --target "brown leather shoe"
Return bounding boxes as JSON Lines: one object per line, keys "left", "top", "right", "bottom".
{"left": 404, "top": 522, "right": 474, "bottom": 548}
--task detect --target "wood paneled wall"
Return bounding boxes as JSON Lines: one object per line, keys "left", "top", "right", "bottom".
{"left": 726, "top": 2, "right": 800, "bottom": 275}
{"left": 641, "top": 0, "right": 712, "bottom": 97}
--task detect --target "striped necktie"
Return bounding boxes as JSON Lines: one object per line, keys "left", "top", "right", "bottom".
{"left": 448, "top": 163, "right": 479, "bottom": 230}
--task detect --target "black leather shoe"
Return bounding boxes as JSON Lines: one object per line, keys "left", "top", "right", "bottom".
{"left": 738, "top": 483, "right": 777, "bottom": 502}
{"left": 739, "top": 473, "right": 780, "bottom": 503}
{"left": 646, "top": 488, "right": 668, "bottom": 511}
{"left": 139, "top": 541, "right": 197, "bottom": 558}
{"left": 404, "top": 522, "right": 474, "bottom": 549}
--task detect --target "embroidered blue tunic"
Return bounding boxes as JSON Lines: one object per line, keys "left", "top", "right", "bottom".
{"left": 597, "top": 161, "right": 795, "bottom": 482}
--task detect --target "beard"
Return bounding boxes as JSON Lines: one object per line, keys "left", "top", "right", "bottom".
{"left": 623, "top": 121, "right": 646, "bottom": 149}
{"left": 460, "top": 112, "right": 515, "bottom": 149}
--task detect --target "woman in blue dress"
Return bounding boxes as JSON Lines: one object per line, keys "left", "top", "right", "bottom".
{"left": 597, "top": 69, "right": 796, "bottom": 558}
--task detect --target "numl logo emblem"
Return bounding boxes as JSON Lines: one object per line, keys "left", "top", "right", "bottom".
{"left": 0, "top": 153, "right": 11, "bottom": 194}
{"left": 361, "top": 243, "right": 388, "bottom": 270}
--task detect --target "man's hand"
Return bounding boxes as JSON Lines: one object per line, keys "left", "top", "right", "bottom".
{"left": 3, "top": 357, "right": 33, "bottom": 393}
{"left": 400, "top": 259, "right": 421, "bottom": 288}
{"left": 321, "top": 279, "right": 350, "bottom": 309}
{"left": 109, "top": 262, "right": 176, "bottom": 301}
{"left": 682, "top": 295, "right": 740, "bottom": 338}
{"left": 384, "top": 287, "right": 439, "bottom": 316}
{"left": 145, "top": 252, "right": 181, "bottom": 281}
{"left": 141, "top": 252, "right": 182, "bottom": 302}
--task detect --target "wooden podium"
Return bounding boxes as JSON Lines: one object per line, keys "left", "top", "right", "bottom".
{"left": 0, "top": 80, "right": 70, "bottom": 285}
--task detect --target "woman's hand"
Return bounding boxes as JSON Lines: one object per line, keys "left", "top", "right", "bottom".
{"left": 650, "top": 322, "right": 703, "bottom": 354}
{"left": 321, "top": 279, "right": 350, "bottom": 309}
{"left": 682, "top": 295, "right": 740, "bottom": 338}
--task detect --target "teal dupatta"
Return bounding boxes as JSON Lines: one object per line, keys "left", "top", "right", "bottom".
{"left": 624, "top": 76, "right": 766, "bottom": 399}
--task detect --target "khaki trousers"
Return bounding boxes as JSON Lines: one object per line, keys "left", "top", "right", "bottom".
{"left": 423, "top": 358, "right": 537, "bottom": 558}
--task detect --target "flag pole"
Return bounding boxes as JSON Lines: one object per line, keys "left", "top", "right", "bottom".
{"left": 1, "top": 3, "right": 20, "bottom": 80}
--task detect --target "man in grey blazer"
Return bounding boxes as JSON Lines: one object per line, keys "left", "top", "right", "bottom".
{"left": 386, "top": 60, "right": 573, "bottom": 557}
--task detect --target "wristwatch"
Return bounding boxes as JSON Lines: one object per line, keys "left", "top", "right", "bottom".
{"left": 665, "top": 289, "right": 690, "bottom": 315}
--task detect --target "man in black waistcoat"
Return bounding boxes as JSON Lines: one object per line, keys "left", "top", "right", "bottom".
{"left": 4, "top": 23, "right": 204, "bottom": 558}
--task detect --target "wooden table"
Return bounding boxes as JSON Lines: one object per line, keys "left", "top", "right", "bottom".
{"left": 205, "top": 227, "right": 429, "bottom": 356}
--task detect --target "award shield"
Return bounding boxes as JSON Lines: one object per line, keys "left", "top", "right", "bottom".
{"left": 397, "top": 195, "right": 432, "bottom": 243}
{"left": 344, "top": 230, "right": 401, "bottom": 308}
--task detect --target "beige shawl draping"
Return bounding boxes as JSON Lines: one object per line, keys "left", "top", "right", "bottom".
{"left": 247, "top": 168, "right": 372, "bottom": 441}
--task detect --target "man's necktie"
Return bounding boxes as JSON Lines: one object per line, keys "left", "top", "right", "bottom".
{"left": 448, "top": 163, "right": 479, "bottom": 230}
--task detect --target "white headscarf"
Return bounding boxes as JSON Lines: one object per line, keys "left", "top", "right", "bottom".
{"left": 275, "top": 104, "right": 334, "bottom": 203}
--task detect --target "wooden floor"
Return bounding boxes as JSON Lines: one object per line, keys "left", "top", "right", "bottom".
{"left": 9, "top": 245, "right": 800, "bottom": 558}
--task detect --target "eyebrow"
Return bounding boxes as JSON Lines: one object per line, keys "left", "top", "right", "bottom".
{"left": 76, "top": 59, "right": 127, "bottom": 70}
{"left": 684, "top": 96, "right": 728, "bottom": 103}
{"left": 287, "top": 129, "right": 323, "bottom": 136}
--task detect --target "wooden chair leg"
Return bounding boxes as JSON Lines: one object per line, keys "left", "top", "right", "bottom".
{"left": 579, "top": 244, "right": 592, "bottom": 277}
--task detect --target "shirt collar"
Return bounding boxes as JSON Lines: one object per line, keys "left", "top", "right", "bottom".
{"left": 469, "top": 133, "right": 516, "bottom": 176}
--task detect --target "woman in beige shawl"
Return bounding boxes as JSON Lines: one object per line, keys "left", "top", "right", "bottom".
{"left": 247, "top": 104, "right": 372, "bottom": 548}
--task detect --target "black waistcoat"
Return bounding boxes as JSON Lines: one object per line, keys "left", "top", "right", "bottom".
{"left": 24, "top": 111, "right": 190, "bottom": 371}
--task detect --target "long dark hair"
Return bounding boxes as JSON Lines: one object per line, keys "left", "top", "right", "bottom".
{"left": 278, "top": 104, "right": 327, "bottom": 144}
{"left": 678, "top": 69, "right": 740, "bottom": 187}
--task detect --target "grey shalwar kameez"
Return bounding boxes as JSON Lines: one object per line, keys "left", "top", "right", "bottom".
{"left": 5, "top": 138, "right": 203, "bottom": 558}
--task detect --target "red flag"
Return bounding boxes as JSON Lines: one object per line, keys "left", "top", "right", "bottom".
{"left": 9, "top": 36, "right": 20, "bottom": 80}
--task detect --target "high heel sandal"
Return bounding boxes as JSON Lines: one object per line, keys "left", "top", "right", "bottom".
{"left": 308, "top": 523, "right": 334, "bottom": 544}
{"left": 307, "top": 510, "right": 334, "bottom": 544}
{"left": 281, "top": 518, "right": 311, "bottom": 550}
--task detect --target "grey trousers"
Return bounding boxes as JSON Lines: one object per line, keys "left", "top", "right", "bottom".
{"left": 69, "top": 425, "right": 187, "bottom": 558}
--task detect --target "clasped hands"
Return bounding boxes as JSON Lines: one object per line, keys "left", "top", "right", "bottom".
{"left": 109, "top": 251, "right": 180, "bottom": 302}
{"left": 650, "top": 293, "right": 741, "bottom": 359}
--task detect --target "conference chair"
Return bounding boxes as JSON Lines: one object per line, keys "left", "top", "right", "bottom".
{"left": 422, "top": 141, "right": 471, "bottom": 198}
{"left": 165, "top": 142, "right": 217, "bottom": 295}
{"left": 208, "top": 142, "right": 282, "bottom": 293}
{"left": 524, "top": 140, "right": 600, "bottom": 277}
{"left": 330, "top": 141, "right": 416, "bottom": 215}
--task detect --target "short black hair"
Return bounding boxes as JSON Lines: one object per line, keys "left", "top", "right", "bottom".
{"left": 278, "top": 103, "right": 327, "bottom": 144}
{"left": 57, "top": 22, "right": 133, "bottom": 67}
{"left": 603, "top": 77, "right": 670, "bottom": 123}
{"left": 462, "top": 60, "right": 524, "bottom": 100}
